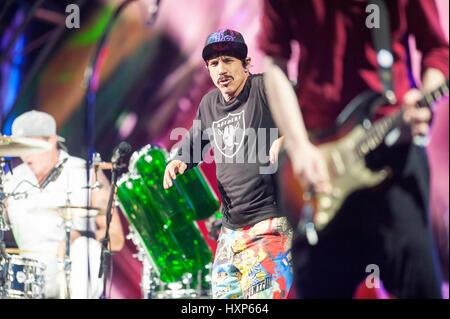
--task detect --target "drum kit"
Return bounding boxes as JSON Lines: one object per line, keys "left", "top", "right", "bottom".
{"left": 1, "top": 136, "right": 220, "bottom": 299}
{"left": 0, "top": 135, "right": 107, "bottom": 299}
{"left": 0, "top": 136, "right": 50, "bottom": 298}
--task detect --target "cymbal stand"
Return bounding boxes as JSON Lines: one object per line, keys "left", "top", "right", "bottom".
{"left": 126, "top": 226, "right": 158, "bottom": 299}
{"left": 61, "top": 191, "right": 74, "bottom": 299}
{"left": 0, "top": 158, "right": 11, "bottom": 255}
{"left": 91, "top": 152, "right": 102, "bottom": 190}
{"left": 0, "top": 158, "right": 10, "bottom": 297}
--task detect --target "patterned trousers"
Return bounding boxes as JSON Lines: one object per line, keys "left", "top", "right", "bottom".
{"left": 212, "top": 217, "right": 293, "bottom": 299}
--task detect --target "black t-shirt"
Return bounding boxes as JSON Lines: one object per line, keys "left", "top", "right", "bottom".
{"left": 174, "top": 74, "right": 280, "bottom": 229}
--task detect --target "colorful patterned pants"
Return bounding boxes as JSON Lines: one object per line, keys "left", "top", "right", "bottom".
{"left": 212, "top": 217, "right": 293, "bottom": 299}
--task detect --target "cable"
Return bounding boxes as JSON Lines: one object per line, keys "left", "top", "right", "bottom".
{"left": 9, "top": 179, "right": 40, "bottom": 198}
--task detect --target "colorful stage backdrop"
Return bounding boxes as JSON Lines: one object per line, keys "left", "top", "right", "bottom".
{"left": 0, "top": 0, "right": 448, "bottom": 298}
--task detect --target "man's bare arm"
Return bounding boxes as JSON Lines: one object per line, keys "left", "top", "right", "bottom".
{"left": 263, "top": 56, "right": 329, "bottom": 192}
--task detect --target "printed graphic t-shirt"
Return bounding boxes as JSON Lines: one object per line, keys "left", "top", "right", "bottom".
{"left": 174, "top": 73, "right": 280, "bottom": 229}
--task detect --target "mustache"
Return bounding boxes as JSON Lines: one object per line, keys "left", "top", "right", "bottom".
{"left": 217, "top": 75, "right": 233, "bottom": 85}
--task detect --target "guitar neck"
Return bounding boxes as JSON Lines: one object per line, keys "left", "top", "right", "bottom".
{"left": 420, "top": 79, "right": 450, "bottom": 109}
{"left": 356, "top": 79, "right": 449, "bottom": 156}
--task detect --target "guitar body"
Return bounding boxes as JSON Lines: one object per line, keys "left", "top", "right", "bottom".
{"left": 278, "top": 125, "right": 391, "bottom": 231}
{"left": 276, "top": 80, "right": 448, "bottom": 235}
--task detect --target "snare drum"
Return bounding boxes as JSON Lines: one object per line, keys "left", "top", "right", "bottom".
{"left": 0, "top": 254, "right": 46, "bottom": 299}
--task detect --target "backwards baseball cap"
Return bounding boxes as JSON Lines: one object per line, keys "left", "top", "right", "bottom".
{"left": 12, "top": 110, "right": 65, "bottom": 142}
{"left": 202, "top": 29, "right": 248, "bottom": 62}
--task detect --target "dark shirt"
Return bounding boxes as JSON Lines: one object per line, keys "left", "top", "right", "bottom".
{"left": 258, "top": 0, "right": 449, "bottom": 130}
{"left": 174, "top": 74, "right": 280, "bottom": 229}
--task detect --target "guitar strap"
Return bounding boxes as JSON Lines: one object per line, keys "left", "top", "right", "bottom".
{"left": 368, "top": 0, "right": 397, "bottom": 105}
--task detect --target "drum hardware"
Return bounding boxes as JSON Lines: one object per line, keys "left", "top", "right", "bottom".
{"left": 127, "top": 226, "right": 159, "bottom": 299}
{"left": 68, "top": 152, "right": 113, "bottom": 191}
{"left": 88, "top": 152, "right": 104, "bottom": 190}
{"left": 83, "top": 183, "right": 103, "bottom": 190}
{"left": 127, "top": 226, "right": 212, "bottom": 299}
{"left": 0, "top": 253, "right": 7, "bottom": 298}
{"left": 1, "top": 157, "right": 11, "bottom": 297}
{"left": 59, "top": 190, "right": 74, "bottom": 299}
{"left": 56, "top": 184, "right": 105, "bottom": 299}
{"left": 0, "top": 201, "right": 7, "bottom": 243}
{"left": 1, "top": 158, "right": 10, "bottom": 255}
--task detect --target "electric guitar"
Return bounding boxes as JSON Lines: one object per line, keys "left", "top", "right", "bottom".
{"left": 277, "top": 80, "right": 449, "bottom": 241}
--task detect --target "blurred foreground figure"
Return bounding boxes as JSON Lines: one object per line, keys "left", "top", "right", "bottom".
{"left": 259, "top": 0, "right": 448, "bottom": 298}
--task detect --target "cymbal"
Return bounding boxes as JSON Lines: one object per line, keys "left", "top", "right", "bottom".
{"left": 0, "top": 135, "right": 51, "bottom": 157}
{"left": 5, "top": 248, "right": 56, "bottom": 255}
{"left": 56, "top": 205, "right": 105, "bottom": 219}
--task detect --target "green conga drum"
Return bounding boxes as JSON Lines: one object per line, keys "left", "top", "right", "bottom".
{"left": 116, "top": 173, "right": 192, "bottom": 282}
{"left": 130, "top": 145, "right": 195, "bottom": 230}
{"left": 118, "top": 145, "right": 212, "bottom": 283}
{"left": 176, "top": 167, "right": 219, "bottom": 221}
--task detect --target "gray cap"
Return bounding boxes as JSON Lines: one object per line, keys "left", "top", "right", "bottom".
{"left": 12, "top": 110, "right": 65, "bottom": 142}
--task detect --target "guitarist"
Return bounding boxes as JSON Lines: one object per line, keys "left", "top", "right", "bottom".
{"left": 258, "top": 0, "right": 448, "bottom": 298}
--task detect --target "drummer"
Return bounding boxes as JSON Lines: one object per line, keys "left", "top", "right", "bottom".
{"left": 2, "top": 110, "right": 125, "bottom": 299}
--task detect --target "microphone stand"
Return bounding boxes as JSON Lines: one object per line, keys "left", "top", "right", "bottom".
{"left": 98, "top": 159, "right": 123, "bottom": 299}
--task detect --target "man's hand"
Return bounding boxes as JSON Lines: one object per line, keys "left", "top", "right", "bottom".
{"left": 269, "top": 136, "right": 285, "bottom": 163}
{"left": 163, "top": 160, "right": 188, "bottom": 189}
{"left": 402, "top": 88, "right": 432, "bottom": 137}
{"left": 286, "top": 140, "right": 330, "bottom": 194}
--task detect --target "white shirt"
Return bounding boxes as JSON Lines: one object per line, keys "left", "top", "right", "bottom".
{"left": 4, "top": 150, "right": 98, "bottom": 298}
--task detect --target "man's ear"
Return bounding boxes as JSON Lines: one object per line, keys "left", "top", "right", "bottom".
{"left": 245, "top": 57, "right": 252, "bottom": 72}
{"left": 49, "top": 134, "right": 58, "bottom": 149}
